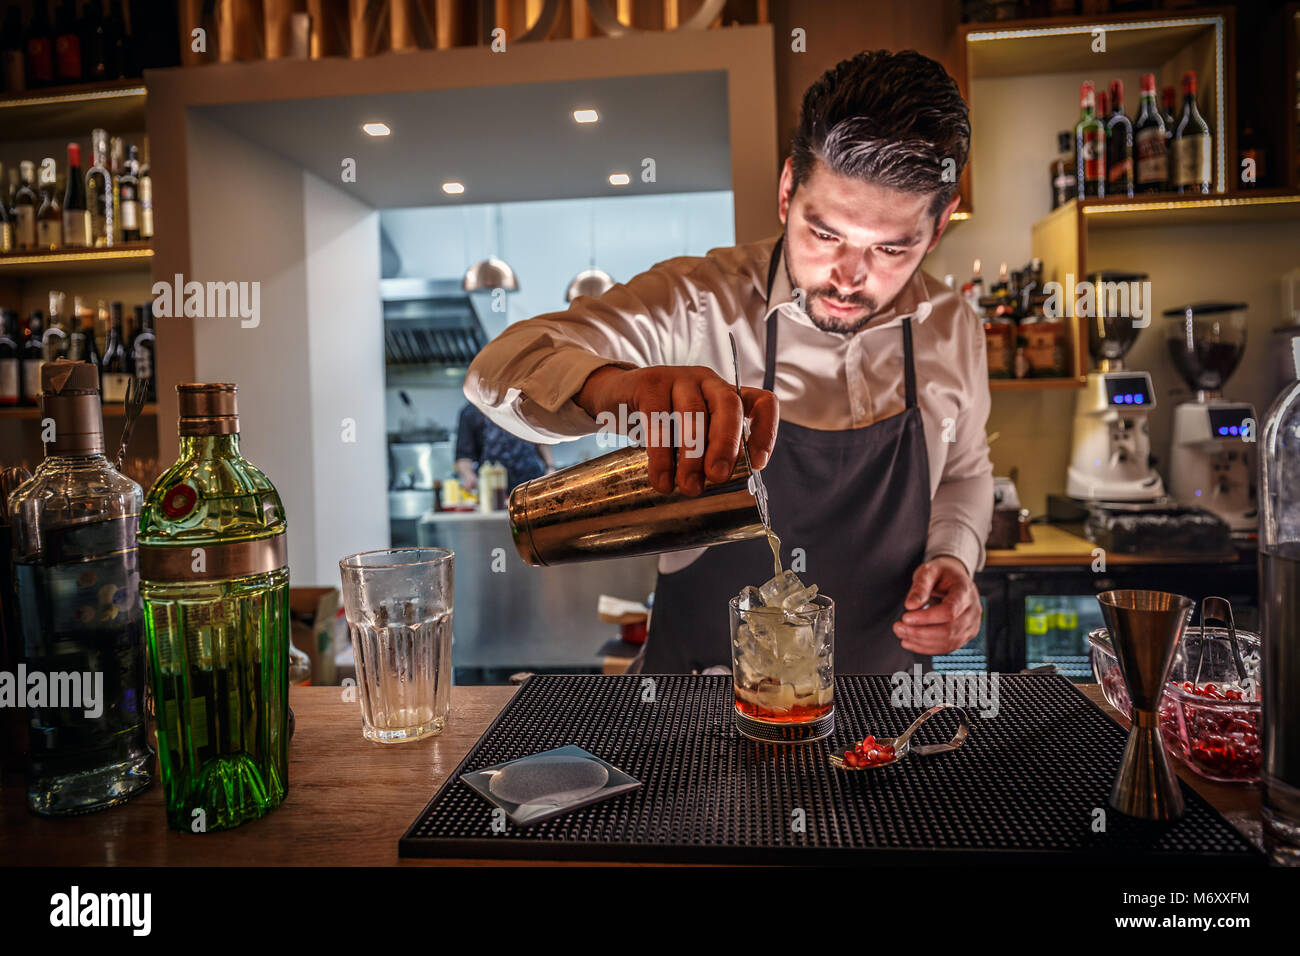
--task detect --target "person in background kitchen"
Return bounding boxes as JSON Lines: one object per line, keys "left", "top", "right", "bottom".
{"left": 465, "top": 49, "right": 993, "bottom": 673}
{"left": 454, "top": 402, "right": 554, "bottom": 495}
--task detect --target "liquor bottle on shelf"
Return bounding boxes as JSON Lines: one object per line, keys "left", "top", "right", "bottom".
{"left": 1049, "top": 131, "right": 1076, "bottom": 210}
{"left": 1134, "top": 73, "right": 1168, "bottom": 195}
{"left": 61, "top": 143, "right": 90, "bottom": 249}
{"left": 140, "top": 383, "right": 291, "bottom": 831}
{"left": 14, "top": 161, "right": 38, "bottom": 251}
{"left": 962, "top": 257, "right": 983, "bottom": 311}
{"left": 7, "top": 165, "right": 20, "bottom": 217}
{"left": 1105, "top": 80, "right": 1134, "bottom": 199}
{"left": 80, "top": 311, "right": 101, "bottom": 386}
{"left": 139, "top": 138, "right": 153, "bottom": 240}
{"left": 1, "top": 8, "right": 24, "bottom": 93}
{"left": 42, "top": 292, "right": 69, "bottom": 362}
{"left": 1238, "top": 123, "right": 1264, "bottom": 189}
{"left": 0, "top": 168, "right": 11, "bottom": 253}
{"left": 85, "top": 0, "right": 108, "bottom": 81}
{"left": 23, "top": 1, "right": 53, "bottom": 89}
{"left": 8, "top": 360, "right": 154, "bottom": 816}
{"left": 52, "top": 0, "right": 82, "bottom": 84}
{"left": 86, "top": 129, "right": 113, "bottom": 247}
{"left": 1075, "top": 81, "right": 1106, "bottom": 199}
{"left": 1172, "top": 71, "right": 1212, "bottom": 195}
{"left": 0, "top": 311, "right": 19, "bottom": 406}
{"left": 36, "top": 158, "right": 62, "bottom": 251}
{"left": 21, "top": 312, "right": 43, "bottom": 406}
{"left": 109, "top": 137, "right": 124, "bottom": 244}
{"left": 118, "top": 145, "right": 141, "bottom": 243}
{"left": 130, "top": 304, "right": 155, "bottom": 401}
{"left": 1161, "top": 86, "right": 1177, "bottom": 146}
{"left": 67, "top": 299, "right": 87, "bottom": 361}
{"left": 100, "top": 302, "right": 130, "bottom": 405}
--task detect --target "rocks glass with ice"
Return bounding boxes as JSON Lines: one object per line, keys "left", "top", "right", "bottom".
{"left": 339, "top": 548, "right": 454, "bottom": 743}
{"left": 730, "top": 569, "right": 834, "bottom": 742}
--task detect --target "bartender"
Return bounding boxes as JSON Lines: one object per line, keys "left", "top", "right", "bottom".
{"left": 465, "top": 49, "right": 993, "bottom": 673}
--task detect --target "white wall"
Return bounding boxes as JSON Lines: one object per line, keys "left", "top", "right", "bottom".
{"left": 303, "top": 172, "right": 389, "bottom": 572}
{"left": 187, "top": 113, "right": 387, "bottom": 585}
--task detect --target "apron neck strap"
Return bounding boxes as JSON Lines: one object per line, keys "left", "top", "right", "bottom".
{"left": 762, "top": 234, "right": 918, "bottom": 410}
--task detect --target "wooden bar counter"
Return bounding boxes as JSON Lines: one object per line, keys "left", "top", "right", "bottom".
{"left": 1, "top": 683, "right": 1262, "bottom": 866}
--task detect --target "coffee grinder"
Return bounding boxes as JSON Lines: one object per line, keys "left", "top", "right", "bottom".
{"left": 1164, "top": 302, "right": 1257, "bottom": 533}
{"left": 1067, "top": 272, "right": 1166, "bottom": 502}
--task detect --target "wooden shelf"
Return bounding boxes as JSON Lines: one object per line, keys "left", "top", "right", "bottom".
{"left": 0, "top": 79, "right": 147, "bottom": 142}
{"left": 1078, "top": 189, "right": 1300, "bottom": 228}
{"left": 0, "top": 243, "right": 154, "bottom": 276}
{"left": 990, "top": 377, "right": 1083, "bottom": 391}
{"left": 0, "top": 403, "right": 156, "bottom": 420}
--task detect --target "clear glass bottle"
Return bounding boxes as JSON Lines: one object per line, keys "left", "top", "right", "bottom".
{"left": 8, "top": 359, "right": 153, "bottom": 815}
{"left": 139, "top": 383, "right": 290, "bottom": 831}
{"left": 1261, "top": 347, "right": 1300, "bottom": 865}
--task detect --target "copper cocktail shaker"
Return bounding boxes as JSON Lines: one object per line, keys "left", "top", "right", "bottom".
{"left": 508, "top": 446, "right": 765, "bottom": 566}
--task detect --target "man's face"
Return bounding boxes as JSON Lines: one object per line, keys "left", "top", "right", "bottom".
{"left": 778, "top": 157, "right": 959, "bottom": 334}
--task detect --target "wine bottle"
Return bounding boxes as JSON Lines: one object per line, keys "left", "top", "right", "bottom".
{"left": 42, "top": 292, "right": 68, "bottom": 362}
{"left": 53, "top": 0, "right": 82, "bottom": 84}
{"left": 86, "top": 129, "right": 113, "bottom": 247}
{"left": 1049, "top": 131, "right": 1076, "bottom": 210}
{"left": 0, "top": 165, "right": 11, "bottom": 253}
{"left": 1133, "top": 74, "right": 1168, "bottom": 194}
{"left": 1172, "top": 71, "right": 1212, "bottom": 195}
{"left": 0, "top": 310, "right": 19, "bottom": 406}
{"left": 22, "top": 312, "right": 44, "bottom": 406}
{"left": 14, "top": 161, "right": 38, "bottom": 251}
{"left": 61, "top": 143, "right": 90, "bottom": 249}
{"left": 140, "top": 384, "right": 291, "bottom": 831}
{"left": 1, "top": 8, "right": 24, "bottom": 93}
{"left": 36, "top": 158, "right": 62, "bottom": 251}
{"left": 130, "top": 304, "right": 155, "bottom": 401}
{"left": 81, "top": 310, "right": 101, "bottom": 385}
{"left": 1075, "top": 81, "right": 1106, "bottom": 199}
{"left": 23, "top": 1, "right": 53, "bottom": 89}
{"left": 101, "top": 302, "right": 129, "bottom": 404}
{"left": 109, "top": 137, "right": 124, "bottom": 243}
{"left": 139, "top": 137, "right": 153, "bottom": 240}
{"left": 1104, "top": 80, "right": 1134, "bottom": 199}
{"left": 118, "top": 144, "right": 140, "bottom": 243}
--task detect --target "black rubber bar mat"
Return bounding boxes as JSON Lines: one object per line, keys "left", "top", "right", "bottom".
{"left": 399, "top": 674, "right": 1263, "bottom": 864}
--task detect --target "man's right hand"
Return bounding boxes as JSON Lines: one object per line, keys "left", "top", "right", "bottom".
{"left": 573, "top": 364, "right": 779, "bottom": 497}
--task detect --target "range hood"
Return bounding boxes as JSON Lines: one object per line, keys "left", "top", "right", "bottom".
{"left": 381, "top": 278, "right": 493, "bottom": 367}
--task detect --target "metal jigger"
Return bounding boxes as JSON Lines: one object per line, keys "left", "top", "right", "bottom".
{"left": 1098, "top": 589, "right": 1193, "bottom": 821}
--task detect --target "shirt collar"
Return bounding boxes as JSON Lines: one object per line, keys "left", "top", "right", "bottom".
{"left": 763, "top": 237, "right": 934, "bottom": 335}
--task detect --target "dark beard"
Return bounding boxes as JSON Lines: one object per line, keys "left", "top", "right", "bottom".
{"left": 783, "top": 257, "right": 904, "bottom": 335}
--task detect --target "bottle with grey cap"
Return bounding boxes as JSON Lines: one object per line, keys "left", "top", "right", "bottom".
{"left": 7, "top": 359, "right": 153, "bottom": 815}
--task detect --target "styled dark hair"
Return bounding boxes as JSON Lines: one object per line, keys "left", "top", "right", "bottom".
{"left": 790, "top": 49, "right": 970, "bottom": 218}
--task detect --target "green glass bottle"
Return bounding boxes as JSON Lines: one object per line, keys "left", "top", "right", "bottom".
{"left": 139, "top": 383, "right": 289, "bottom": 832}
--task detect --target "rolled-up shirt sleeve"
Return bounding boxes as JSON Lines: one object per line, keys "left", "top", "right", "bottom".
{"left": 924, "top": 307, "right": 994, "bottom": 577}
{"left": 464, "top": 259, "right": 704, "bottom": 443}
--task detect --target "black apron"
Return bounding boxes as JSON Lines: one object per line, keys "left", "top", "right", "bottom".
{"left": 639, "top": 236, "right": 933, "bottom": 674}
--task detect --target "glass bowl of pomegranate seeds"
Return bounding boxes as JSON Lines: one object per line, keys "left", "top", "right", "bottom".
{"left": 1090, "top": 625, "right": 1262, "bottom": 784}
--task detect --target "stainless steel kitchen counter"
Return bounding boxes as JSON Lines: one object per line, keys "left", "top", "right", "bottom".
{"left": 417, "top": 510, "right": 658, "bottom": 670}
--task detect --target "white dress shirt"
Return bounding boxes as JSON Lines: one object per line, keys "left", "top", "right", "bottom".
{"left": 464, "top": 235, "right": 994, "bottom": 577}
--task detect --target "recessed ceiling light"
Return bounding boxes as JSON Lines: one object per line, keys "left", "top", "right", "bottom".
{"left": 362, "top": 122, "right": 391, "bottom": 136}
{"left": 573, "top": 109, "right": 599, "bottom": 124}
{"left": 442, "top": 182, "right": 465, "bottom": 195}
{"left": 608, "top": 173, "right": 630, "bottom": 186}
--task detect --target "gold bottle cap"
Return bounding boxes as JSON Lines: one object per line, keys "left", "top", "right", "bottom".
{"left": 40, "top": 359, "right": 104, "bottom": 456}
{"left": 177, "top": 382, "right": 239, "bottom": 435}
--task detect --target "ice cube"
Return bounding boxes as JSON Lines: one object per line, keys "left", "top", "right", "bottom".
{"left": 737, "top": 586, "right": 765, "bottom": 611}
{"left": 759, "top": 569, "right": 805, "bottom": 608}
{"left": 780, "top": 584, "right": 818, "bottom": 613}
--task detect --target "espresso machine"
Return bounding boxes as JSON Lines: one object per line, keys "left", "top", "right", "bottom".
{"left": 1164, "top": 302, "right": 1257, "bottom": 533}
{"left": 1066, "top": 272, "right": 1166, "bottom": 502}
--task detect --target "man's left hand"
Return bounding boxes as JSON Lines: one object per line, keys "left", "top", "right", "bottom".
{"left": 893, "top": 556, "right": 983, "bottom": 656}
